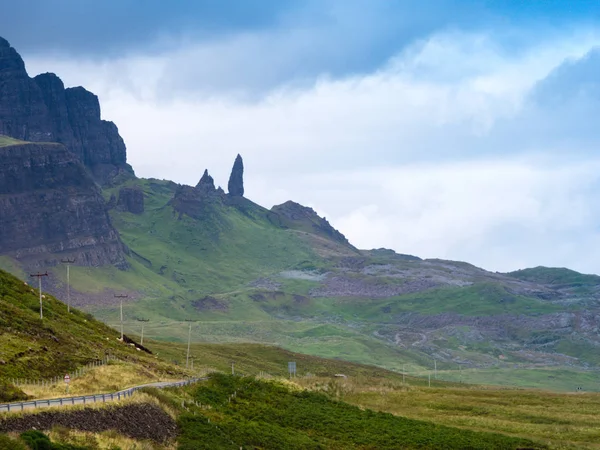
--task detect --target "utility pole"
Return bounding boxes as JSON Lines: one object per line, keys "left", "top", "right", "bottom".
{"left": 137, "top": 319, "right": 149, "bottom": 345}
{"left": 402, "top": 364, "right": 405, "bottom": 385}
{"left": 114, "top": 294, "right": 128, "bottom": 340}
{"left": 434, "top": 360, "right": 437, "bottom": 379}
{"left": 231, "top": 361, "right": 235, "bottom": 375}
{"left": 30, "top": 272, "right": 49, "bottom": 320}
{"left": 60, "top": 258, "right": 75, "bottom": 313}
{"left": 184, "top": 320, "right": 194, "bottom": 369}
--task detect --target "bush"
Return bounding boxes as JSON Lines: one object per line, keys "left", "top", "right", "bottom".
{"left": 0, "top": 381, "right": 29, "bottom": 402}
{"left": 19, "top": 430, "right": 88, "bottom": 450}
{"left": 0, "top": 434, "right": 27, "bottom": 450}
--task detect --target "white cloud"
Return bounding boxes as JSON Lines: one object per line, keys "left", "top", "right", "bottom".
{"left": 22, "top": 26, "right": 600, "bottom": 273}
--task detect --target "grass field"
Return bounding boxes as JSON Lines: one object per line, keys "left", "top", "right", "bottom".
{"left": 297, "top": 376, "right": 600, "bottom": 449}
{"left": 173, "top": 374, "right": 545, "bottom": 449}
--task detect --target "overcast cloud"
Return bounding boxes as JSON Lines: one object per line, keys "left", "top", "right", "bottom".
{"left": 8, "top": 0, "right": 600, "bottom": 273}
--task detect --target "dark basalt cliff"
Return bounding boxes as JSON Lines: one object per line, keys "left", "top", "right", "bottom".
{"left": 0, "top": 142, "right": 128, "bottom": 268}
{"left": 0, "top": 37, "right": 133, "bottom": 185}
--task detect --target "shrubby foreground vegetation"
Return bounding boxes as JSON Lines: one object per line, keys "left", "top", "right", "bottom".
{"left": 174, "top": 373, "right": 544, "bottom": 449}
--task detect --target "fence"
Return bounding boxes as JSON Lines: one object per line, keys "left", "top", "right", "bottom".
{"left": 9, "top": 355, "right": 116, "bottom": 388}
{"left": 0, "top": 378, "right": 201, "bottom": 413}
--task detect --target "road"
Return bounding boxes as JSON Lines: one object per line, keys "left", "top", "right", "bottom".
{"left": 0, "top": 378, "right": 203, "bottom": 413}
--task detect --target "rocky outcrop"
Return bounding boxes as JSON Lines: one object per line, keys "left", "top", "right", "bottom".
{"left": 0, "top": 37, "right": 133, "bottom": 185}
{"left": 0, "top": 142, "right": 128, "bottom": 268}
{"left": 227, "top": 154, "right": 244, "bottom": 196}
{"left": 117, "top": 187, "right": 144, "bottom": 214}
{"left": 271, "top": 200, "right": 353, "bottom": 247}
{"left": 196, "top": 169, "right": 216, "bottom": 193}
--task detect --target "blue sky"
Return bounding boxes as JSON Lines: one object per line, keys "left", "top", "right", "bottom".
{"left": 3, "top": 0, "right": 600, "bottom": 273}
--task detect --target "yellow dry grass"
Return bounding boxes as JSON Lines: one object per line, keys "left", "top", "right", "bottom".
{"left": 295, "top": 376, "right": 600, "bottom": 450}
{"left": 48, "top": 427, "right": 176, "bottom": 450}
{"left": 21, "top": 361, "right": 178, "bottom": 400}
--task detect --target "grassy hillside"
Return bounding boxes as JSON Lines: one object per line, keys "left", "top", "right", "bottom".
{"left": 174, "top": 373, "right": 544, "bottom": 449}
{"left": 4, "top": 170, "right": 600, "bottom": 389}
{"left": 508, "top": 266, "right": 600, "bottom": 288}
{"left": 0, "top": 268, "right": 181, "bottom": 381}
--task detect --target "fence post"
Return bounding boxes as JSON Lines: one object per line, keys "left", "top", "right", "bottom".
{"left": 7, "top": 404, "right": 10, "bottom": 412}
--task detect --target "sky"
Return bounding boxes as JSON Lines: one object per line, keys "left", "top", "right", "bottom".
{"left": 3, "top": 0, "right": 600, "bottom": 274}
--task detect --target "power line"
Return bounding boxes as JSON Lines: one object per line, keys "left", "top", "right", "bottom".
{"left": 29, "top": 272, "right": 49, "bottom": 320}
{"left": 60, "top": 258, "right": 75, "bottom": 313}
{"left": 184, "top": 320, "right": 194, "bottom": 369}
{"left": 114, "top": 294, "right": 128, "bottom": 340}
{"left": 136, "top": 318, "right": 149, "bottom": 345}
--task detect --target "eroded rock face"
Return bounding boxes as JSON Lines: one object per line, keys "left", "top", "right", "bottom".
{"left": 271, "top": 200, "right": 352, "bottom": 246}
{"left": 0, "top": 37, "right": 133, "bottom": 185}
{"left": 117, "top": 187, "right": 144, "bottom": 214}
{"left": 0, "top": 143, "right": 128, "bottom": 268}
{"left": 227, "top": 154, "right": 244, "bottom": 196}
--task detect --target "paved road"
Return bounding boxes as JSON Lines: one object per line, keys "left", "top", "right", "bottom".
{"left": 0, "top": 378, "right": 204, "bottom": 413}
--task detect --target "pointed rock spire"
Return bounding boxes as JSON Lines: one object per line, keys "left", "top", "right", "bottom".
{"left": 196, "top": 169, "right": 215, "bottom": 191}
{"left": 227, "top": 154, "right": 244, "bottom": 197}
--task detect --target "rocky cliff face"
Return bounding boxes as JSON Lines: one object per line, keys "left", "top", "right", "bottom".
{"left": 0, "top": 37, "right": 133, "bottom": 185}
{"left": 117, "top": 187, "right": 144, "bottom": 214}
{"left": 0, "top": 142, "right": 128, "bottom": 268}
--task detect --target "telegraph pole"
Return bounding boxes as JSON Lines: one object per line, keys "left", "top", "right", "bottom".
{"left": 137, "top": 318, "right": 149, "bottom": 345}
{"left": 30, "top": 272, "right": 49, "bottom": 320}
{"left": 114, "top": 294, "right": 128, "bottom": 340}
{"left": 184, "top": 320, "right": 194, "bottom": 369}
{"left": 60, "top": 258, "right": 75, "bottom": 313}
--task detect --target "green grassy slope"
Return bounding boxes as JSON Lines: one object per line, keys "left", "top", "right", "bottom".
{"left": 174, "top": 373, "right": 545, "bottom": 449}
{"left": 0, "top": 268, "right": 178, "bottom": 380}
{"left": 106, "top": 179, "right": 316, "bottom": 301}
